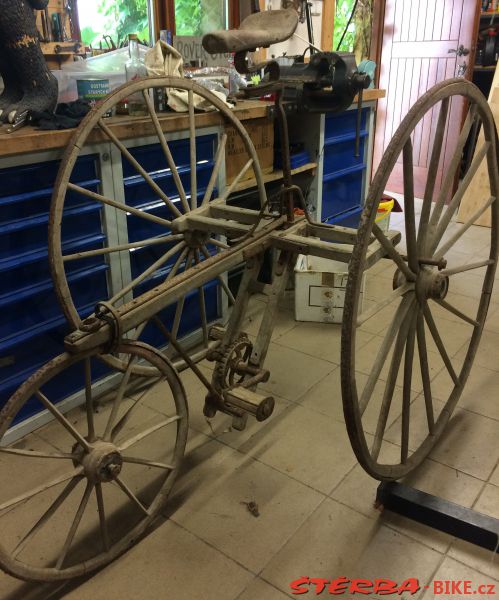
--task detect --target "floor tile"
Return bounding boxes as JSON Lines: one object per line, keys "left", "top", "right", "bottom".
{"left": 262, "top": 498, "right": 442, "bottom": 597}
{"left": 260, "top": 342, "right": 335, "bottom": 402}
{"left": 456, "top": 329, "right": 499, "bottom": 372}
{"left": 237, "top": 578, "right": 292, "bottom": 600}
{"left": 431, "top": 363, "right": 499, "bottom": 421}
{"left": 237, "top": 404, "right": 359, "bottom": 494}
{"left": 169, "top": 438, "right": 324, "bottom": 573}
{"left": 420, "top": 556, "right": 499, "bottom": 600}
{"left": 63, "top": 519, "right": 253, "bottom": 600}
{"left": 299, "top": 366, "right": 409, "bottom": 437}
{"left": 275, "top": 321, "right": 373, "bottom": 366}
{"left": 490, "top": 463, "right": 499, "bottom": 486}
{"left": 385, "top": 395, "right": 499, "bottom": 481}
{"left": 428, "top": 409, "right": 499, "bottom": 481}
{"left": 355, "top": 335, "right": 444, "bottom": 394}
{"left": 448, "top": 484, "right": 499, "bottom": 581}
{"left": 332, "top": 448, "right": 483, "bottom": 554}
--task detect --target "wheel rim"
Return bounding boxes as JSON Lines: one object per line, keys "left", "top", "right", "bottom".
{"left": 49, "top": 77, "right": 267, "bottom": 374}
{"left": 341, "top": 79, "right": 499, "bottom": 481}
{"left": 0, "top": 341, "right": 188, "bottom": 581}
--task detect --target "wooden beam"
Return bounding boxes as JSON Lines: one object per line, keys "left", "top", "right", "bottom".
{"left": 321, "top": 0, "right": 335, "bottom": 52}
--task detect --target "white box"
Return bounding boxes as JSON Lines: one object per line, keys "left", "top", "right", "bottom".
{"left": 294, "top": 255, "right": 365, "bottom": 323}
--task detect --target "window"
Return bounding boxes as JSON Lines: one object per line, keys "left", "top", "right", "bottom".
{"left": 334, "top": 0, "right": 373, "bottom": 60}
{"left": 78, "top": 0, "right": 152, "bottom": 48}
{"left": 175, "top": 0, "right": 228, "bottom": 36}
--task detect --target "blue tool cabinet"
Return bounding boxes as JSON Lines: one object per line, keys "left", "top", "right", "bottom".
{"left": 0, "top": 126, "right": 223, "bottom": 441}
{"left": 0, "top": 99, "right": 377, "bottom": 440}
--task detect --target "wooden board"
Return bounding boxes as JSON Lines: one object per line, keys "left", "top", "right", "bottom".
{"left": 456, "top": 63, "right": 499, "bottom": 228}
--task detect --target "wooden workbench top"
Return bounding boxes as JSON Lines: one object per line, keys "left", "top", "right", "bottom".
{"left": 0, "top": 90, "right": 385, "bottom": 159}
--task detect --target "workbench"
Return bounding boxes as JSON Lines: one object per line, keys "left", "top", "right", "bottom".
{"left": 0, "top": 90, "right": 384, "bottom": 440}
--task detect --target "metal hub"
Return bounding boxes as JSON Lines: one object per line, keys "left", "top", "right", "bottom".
{"left": 416, "top": 268, "right": 449, "bottom": 301}
{"left": 183, "top": 230, "right": 210, "bottom": 249}
{"left": 74, "top": 441, "right": 123, "bottom": 483}
{"left": 393, "top": 267, "right": 449, "bottom": 302}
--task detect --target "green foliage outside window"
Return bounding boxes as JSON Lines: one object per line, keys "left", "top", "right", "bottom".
{"left": 333, "top": 0, "right": 372, "bottom": 62}
{"left": 175, "top": 0, "right": 203, "bottom": 36}
{"left": 334, "top": 0, "right": 356, "bottom": 53}
{"left": 80, "top": 0, "right": 150, "bottom": 48}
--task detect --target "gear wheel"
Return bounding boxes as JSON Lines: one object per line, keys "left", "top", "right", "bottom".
{"left": 214, "top": 334, "right": 253, "bottom": 391}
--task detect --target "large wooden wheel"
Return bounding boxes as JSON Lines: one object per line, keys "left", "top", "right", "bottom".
{"left": 342, "top": 79, "right": 499, "bottom": 481}
{"left": 49, "top": 77, "right": 267, "bottom": 374}
{"left": 0, "top": 341, "right": 188, "bottom": 581}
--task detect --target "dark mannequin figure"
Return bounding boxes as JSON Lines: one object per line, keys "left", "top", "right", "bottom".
{"left": 0, "top": 0, "right": 58, "bottom": 123}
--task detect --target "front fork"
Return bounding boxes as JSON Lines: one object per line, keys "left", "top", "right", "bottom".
{"left": 204, "top": 249, "right": 297, "bottom": 429}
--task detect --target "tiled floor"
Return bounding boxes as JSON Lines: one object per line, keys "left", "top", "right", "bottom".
{"left": 0, "top": 198, "right": 498, "bottom": 599}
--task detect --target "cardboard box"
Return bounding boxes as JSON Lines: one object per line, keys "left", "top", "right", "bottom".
{"left": 294, "top": 255, "right": 365, "bottom": 323}
{"left": 225, "top": 118, "right": 274, "bottom": 184}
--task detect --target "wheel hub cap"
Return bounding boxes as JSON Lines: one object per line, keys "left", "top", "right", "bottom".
{"left": 416, "top": 268, "right": 449, "bottom": 301}
{"left": 79, "top": 442, "right": 123, "bottom": 483}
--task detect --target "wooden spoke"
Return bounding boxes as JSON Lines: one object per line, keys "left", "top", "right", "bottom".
{"left": 202, "top": 133, "right": 227, "bottom": 207}
{"left": 371, "top": 223, "right": 416, "bottom": 282}
{"left": 114, "top": 476, "right": 150, "bottom": 516}
{"left": 430, "top": 142, "right": 490, "bottom": 253}
{"left": 371, "top": 306, "right": 414, "bottom": 461}
{"left": 141, "top": 89, "right": 190, "bottom": 213}
{"left": 219, "top": 159, "right": 254, "bottom": 202}
{"left": 98, "top": 119, "right": 182, "bottom": 218}
{"left": 36, "top": 391, "right": 91, "bottom": 452}
{"left": 428, "top": 104, "right": 478, "bottom": 234}
{"left": 84, "top": 358, "right": 95, "bottom": 442}
{"left": 110, "top": 376, "right": 162, "bottom": 442}
{"left": 95, "top": 483, "right": 110, "bottom": 552}
{"left": 194, "top": 250, "right": 209, "bottom": 347}
{"left": 359, "top": 294, "right": 415, "bottom": 415}
{"left": 200, "top": 245, "right": 236, "bottom": 304}
{"left": 188, "top": 89, "right": 197, "bottom": 210}
{"left": 403, "top": 139, "right": 419, "bottom": 274}
{"left": 401, "top": 317, "right": 417, "bottom": 463}
{"left": 423, "top": 305, "right": 459, "bottom": 385}
{"left": 434, "top": 196, "right": 495, "bottom": 260}
{"left": 208, "top": 237, "right": 230, "bottom": 250}
{"left": 62, "top": 235, "right": 184, "bottom": 262}
{"left": 12, "top": 476, "right": 82, "bottom": 559}
{"left": 165, "top": 251, "right": 193, "bottom": 344}
{"left": 165, "top": 245, "right": 190, "bottom": 282}
{"left": 0, "top": 448, "right": 74, "bottom": 460}
{"left": 122, "top": 456, "right": 175, "bottom": 470}
{"left": 418, "top": 98, "right": 450, "bottom": 253}
{"left": 433, "top": 299, "right": 480, "bottom": 327}
{"left": 56, "top": 480, "right": 94, "bottom": 570}
{"left": 442, "top": 259, "right": 495, "bottom": 277}
{"left": 0, "top": 468, "right": 83, "bottom": 512}
{"left": 416, "top": 311, "right": 435, "bottom": 434}
{"left": 103, "top": 355, "right": 136, "bottom": 441}
{"left": 357, "top": 283, "right": 414, "bottom": 327}
{"left": 67, "top": 183, "right": 172, "bottom": 228}
{"left": 118, "top": 416, "right": 181, "bottom": 452}
{"left": 109, "top": 241, "right": 185, "bottom": 305}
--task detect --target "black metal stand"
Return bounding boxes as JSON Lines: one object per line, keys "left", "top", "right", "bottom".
{"left": 377, "top": 482, "right": 499, "bottom": 553}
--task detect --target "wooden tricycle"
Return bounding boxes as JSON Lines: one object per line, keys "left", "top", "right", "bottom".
{"left": 0, "top": 9, "right": 497, "bottom": 582}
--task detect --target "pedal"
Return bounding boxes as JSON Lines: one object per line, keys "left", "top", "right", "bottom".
{"left": 223, "top": 387, "right": 275, "bottom": 422}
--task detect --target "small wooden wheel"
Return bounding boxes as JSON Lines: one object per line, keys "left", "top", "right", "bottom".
{"left": 341, "top": 79, "right": 499, "bottom": 481}
{"left": 49, "top": 77, "right": 267, "bottom": 373}
{"left": 0, "top": 341, "right": 187, "bottom": 581}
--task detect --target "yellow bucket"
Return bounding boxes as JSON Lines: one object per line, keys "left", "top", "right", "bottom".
{"left": 375, "top": 198, "right": 395, "bottom": 231}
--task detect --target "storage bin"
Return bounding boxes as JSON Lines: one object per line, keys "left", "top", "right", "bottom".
{"left": 294, "top": 255, "right": 365, "bottom": 323}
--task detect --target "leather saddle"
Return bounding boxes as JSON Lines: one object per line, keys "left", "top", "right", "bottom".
{"left": 202, "top": 9, "right": 299, "bottom": 54}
